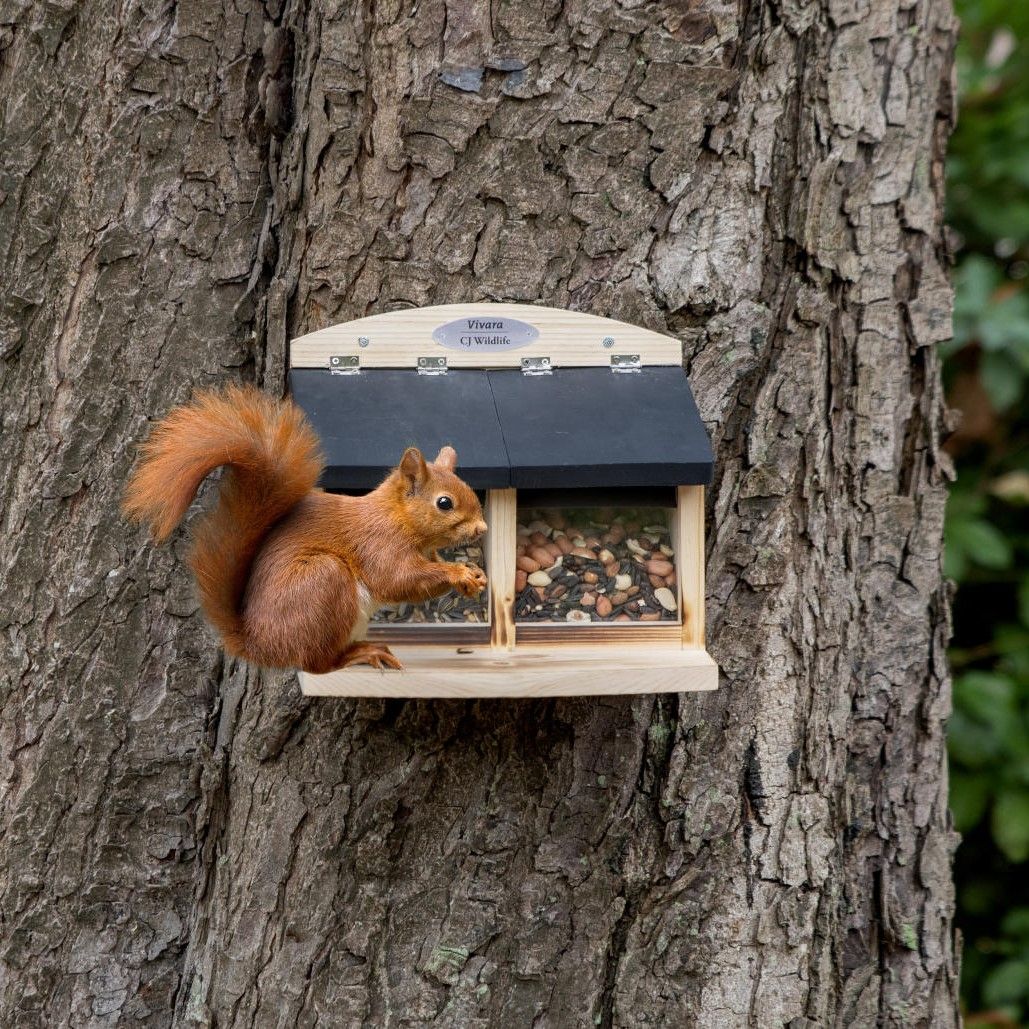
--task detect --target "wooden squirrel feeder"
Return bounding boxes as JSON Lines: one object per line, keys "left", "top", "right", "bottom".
{"left": 289, "top": 303, "right": 717, "bottom": 698}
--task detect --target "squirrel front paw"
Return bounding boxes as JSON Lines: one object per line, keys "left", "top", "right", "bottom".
{"left": 452, "top": 563, "right": 488, "bottom": 597}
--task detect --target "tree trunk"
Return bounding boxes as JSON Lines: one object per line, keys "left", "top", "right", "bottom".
{"left": 0, "top": 0, "right": 960, "bottom": 1025}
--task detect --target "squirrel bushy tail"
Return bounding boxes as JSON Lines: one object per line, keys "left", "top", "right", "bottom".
{"left": 123, "top": 385, "right": 323, "bottom": 651}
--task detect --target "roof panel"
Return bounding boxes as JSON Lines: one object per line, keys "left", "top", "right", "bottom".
{"left": 289, "top": 365, "right": 713, "bottom": 492}
{"left": 487, "top": 367, "right": 713, "bottom": 488}
{"left": 289, "top": 368, "right": 511, "bottom": 490}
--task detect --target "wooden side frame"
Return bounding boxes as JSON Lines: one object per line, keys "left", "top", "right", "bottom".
{"left": 674, "top": 485, "right": 705, "bottom": 648}
{"left": 487, "top": 489, "right": 517, "bottom": 651}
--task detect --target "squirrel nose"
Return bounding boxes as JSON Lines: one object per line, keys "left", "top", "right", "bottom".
{"left": 474, "top": 520, "right": 487, "bottom": 539}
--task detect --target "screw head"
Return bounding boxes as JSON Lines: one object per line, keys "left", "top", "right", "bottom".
{"left": 358, "top": 336, "right": 370, "bottom": 348}
{"left": 602, "top": 336, "right": 615, "bottom": 348}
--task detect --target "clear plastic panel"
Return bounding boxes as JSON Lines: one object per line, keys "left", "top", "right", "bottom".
{"left": 515, "top": 506, "right": 678, "bottom": 624}
{"left": 371, "top": 541, "right": 488, "bottom": 626}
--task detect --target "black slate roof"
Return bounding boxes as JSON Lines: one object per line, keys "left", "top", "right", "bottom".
{"left": 289, "top": 366, "right": 713, "bottom": 491}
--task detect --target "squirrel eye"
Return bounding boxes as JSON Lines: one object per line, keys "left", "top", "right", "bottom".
{"left": 436, "top": 495, "right": 454, "bottom": 511}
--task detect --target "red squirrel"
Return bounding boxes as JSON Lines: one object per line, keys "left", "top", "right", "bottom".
{"left": 123, "top": 384, "right": 488, "bottom": 674}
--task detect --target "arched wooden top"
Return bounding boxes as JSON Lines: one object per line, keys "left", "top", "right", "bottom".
{"left": 289, "top": 303, "right": 683, "bottom": 369}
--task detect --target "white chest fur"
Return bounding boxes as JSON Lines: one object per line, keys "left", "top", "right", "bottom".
{"left": 351, "top": 581, "right": 379, "bottom": 642}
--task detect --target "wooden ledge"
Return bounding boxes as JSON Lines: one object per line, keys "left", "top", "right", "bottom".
{"left": 299, "top": 645, "right": 718, "bottom": 699}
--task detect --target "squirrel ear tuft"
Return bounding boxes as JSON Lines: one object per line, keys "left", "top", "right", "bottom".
{"left": 399, "top": 447, "right": 428, "bottom": 487}
{"left": 433, "top": 445, "right": 457, "bottom": 471}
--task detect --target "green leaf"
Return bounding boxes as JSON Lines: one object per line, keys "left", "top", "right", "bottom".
{"left": 995, "top": 628, "right": 1029, "bottom": 684}
{"left": 983, "top": 958, "right": 1029, "bottom": 1007}
{"left": 948, "top": 709, "right": 1002, "bottom": 768}
{"left": 991, "top": 789, "right": 1029, "bottom": 862}
{"left": 946, "top": 516, "right": 1015, "bottom": 573}
{"left": 947, "top": 486, "right": 988, "bottom": 520}
{"left": 960, "top": 875, "right": 1004, "bottom": 917}
{"left": 1000, "top": 907, "right": 1029, "bottom": 941}
{"left": 952, "top": 271, "right": 999, "bottom": 350}
{"left": 943, "top": 543, "right": 967, "bottom": 583}
{"left": 954, "top": 670, "right": 1017, "bottom": 726}
{"left": 978, "top": 293, "right": 1029, "bottom": 354}
{"left": 950, "top": 771, "right": 991, "bottom": 831}
{"left": 981, "top": 349, "right": 1026, "bottom": 411}
{"left": 954, "top": 254, "right": 1002, "bottom": 323}
{"left": 966, "top": 519, "right": 1015, "bottom": 569}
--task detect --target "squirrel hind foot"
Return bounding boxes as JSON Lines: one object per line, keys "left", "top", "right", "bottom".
{"left": 336, "top": 641, "right": 404, "bottom": 672}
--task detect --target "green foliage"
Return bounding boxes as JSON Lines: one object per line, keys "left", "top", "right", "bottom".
{"left": 948, "top": 2, "right": 1029, "bottom": 1024}
{"left": 945, "top": 488, "right": 1014, "bottom": 580}
{"left": 949, "top": 2, "right": 1029, "bottom": 247}
{"left": 951, "top": 257, "right": 1029, "bottom": 411}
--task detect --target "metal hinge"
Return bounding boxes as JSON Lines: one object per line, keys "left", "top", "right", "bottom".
{"left": 417, "top": 356, "right": 448, "bottom": 375}
{"left": 610, "top": 354, "right": 641, "bottom": 373}
{"left": 521, "top": 356, "right": 553, "bottom": 376}
{"left": 329, "top": 355, "right": 360, "bottom": 375}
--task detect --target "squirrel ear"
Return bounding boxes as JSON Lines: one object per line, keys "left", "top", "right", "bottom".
{"left": 433, "top": 445, "right": 457, "bottom": 471}
{"left": 399, "top": 447, "right": 428, "bottom": 487}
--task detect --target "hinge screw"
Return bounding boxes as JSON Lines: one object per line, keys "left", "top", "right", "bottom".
{"left": 602, "top": 336, "right": 615, "bottom": 348}
{"left": 358, "top": 336, "right": 370, "bottom": 348}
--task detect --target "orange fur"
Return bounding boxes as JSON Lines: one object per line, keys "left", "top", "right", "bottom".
{"left": 123, "top": 385, "right": 487, "bottom": 673}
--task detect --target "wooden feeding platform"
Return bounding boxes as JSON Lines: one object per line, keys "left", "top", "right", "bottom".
{"left": 288, "top": 303, "right": 718, "bottom": 698}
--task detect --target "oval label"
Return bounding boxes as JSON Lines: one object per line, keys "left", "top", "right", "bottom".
{"left": 432, "top": 315, "right": 540, "bottom": 352}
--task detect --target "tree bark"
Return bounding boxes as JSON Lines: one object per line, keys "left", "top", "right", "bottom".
{"left": 0, "top": 0, "right": 960, "bottom": 1025}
